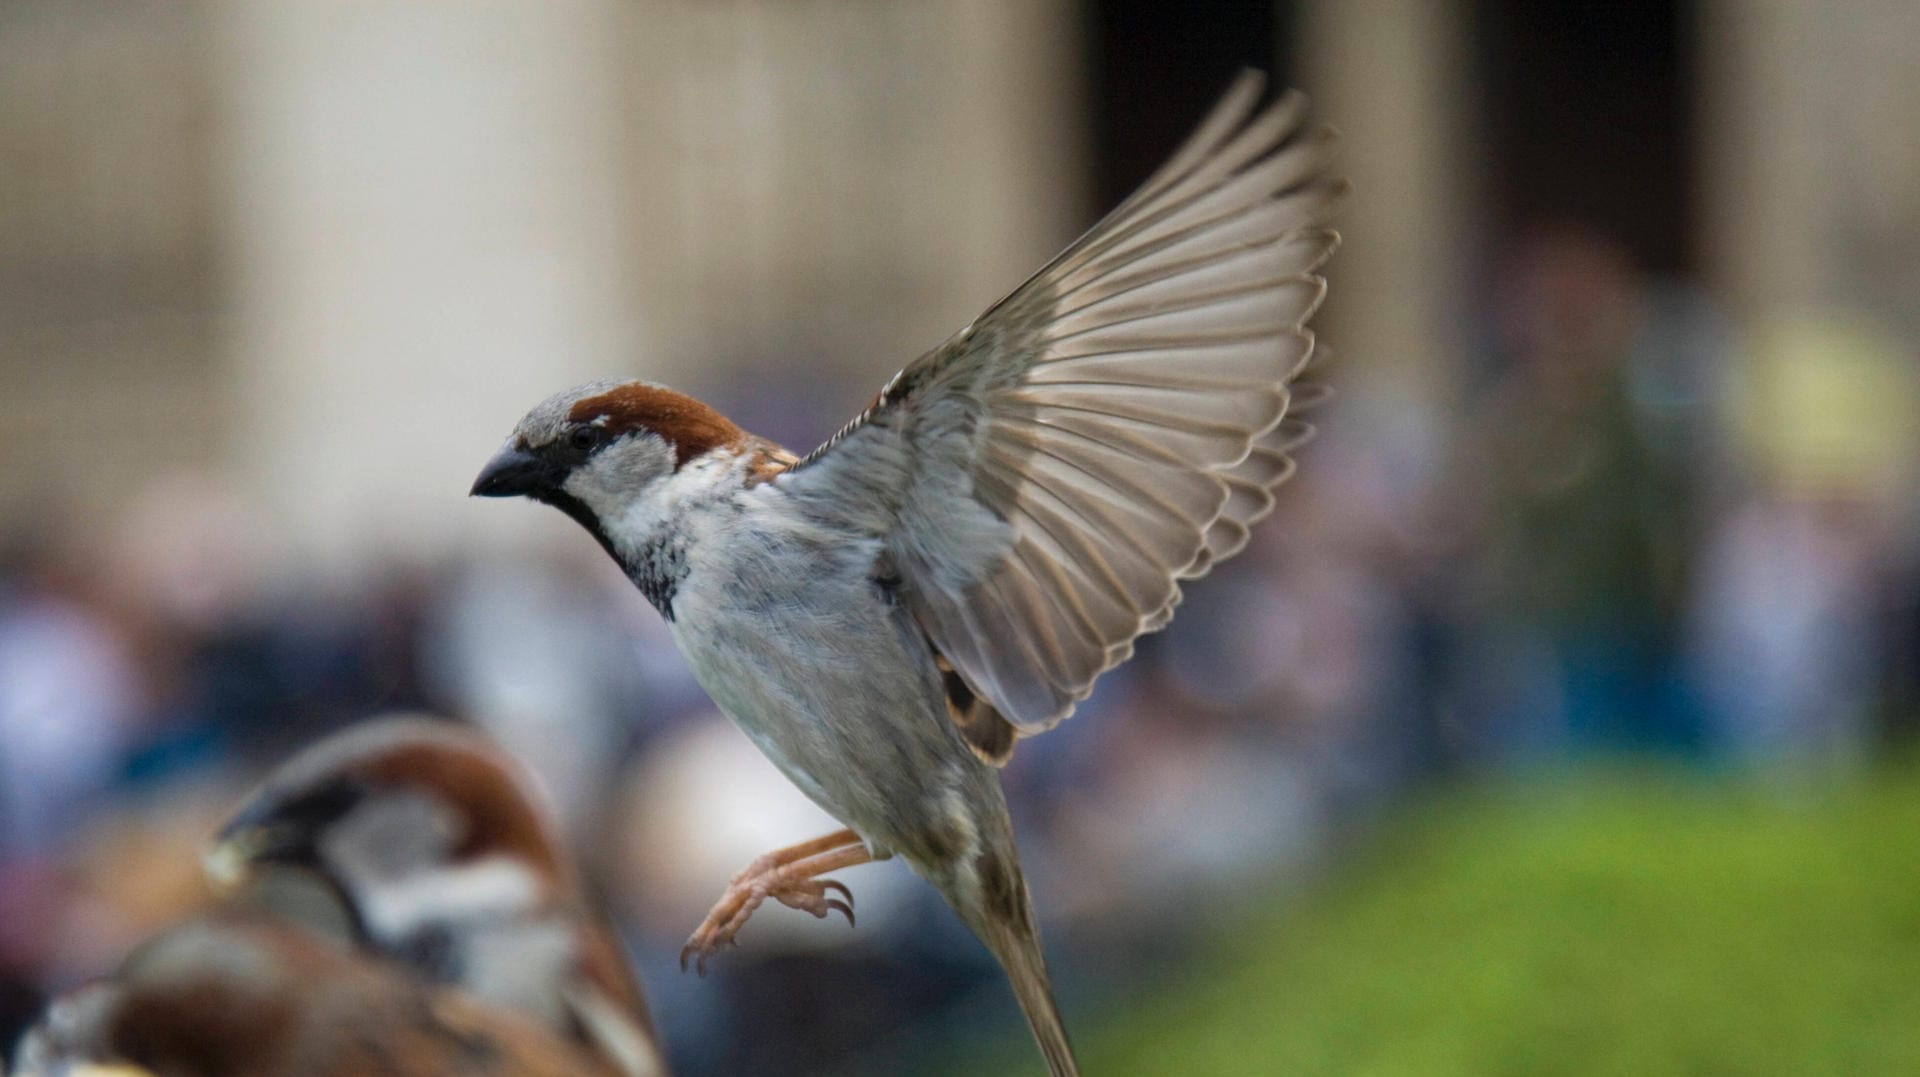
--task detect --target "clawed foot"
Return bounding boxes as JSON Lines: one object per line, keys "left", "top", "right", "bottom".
{"left": 679, "top": 859, "right": 857, "bottom": 974}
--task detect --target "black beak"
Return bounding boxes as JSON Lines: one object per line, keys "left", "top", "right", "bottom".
{"left": 204, "top": 822, "right": 296, "bottom": 892}
{"left": 205, "top": 808, "right": 321, "bottom": 893}
{"left": 208, "top": 776, "right": 367, "bottom": 886}
{"left": 470, "top": 444, "right": 554, "bottom": 498}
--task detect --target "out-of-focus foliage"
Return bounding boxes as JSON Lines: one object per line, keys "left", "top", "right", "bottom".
{"left": 951, "top": 762, "right": 1920, "bottom": 1076}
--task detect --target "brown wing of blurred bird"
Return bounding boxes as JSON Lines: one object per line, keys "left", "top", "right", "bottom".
{"left": 10, "top": 911, "right": 623, "bottom": 1077}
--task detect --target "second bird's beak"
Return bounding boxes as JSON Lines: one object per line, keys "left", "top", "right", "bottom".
{"left": 470, "top": 444, "right": 551, "bottom": 499}
{"left": 203, "top": 826, "right": 277, "bottom": 895}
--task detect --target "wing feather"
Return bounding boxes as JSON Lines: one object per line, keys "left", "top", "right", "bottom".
{"left": 778, "top": 71, "right": 1342, "bottom": 734}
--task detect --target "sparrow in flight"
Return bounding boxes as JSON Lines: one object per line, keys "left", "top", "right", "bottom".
{"left": 472, "top": 71, "right": 1342, "bottom": 1076}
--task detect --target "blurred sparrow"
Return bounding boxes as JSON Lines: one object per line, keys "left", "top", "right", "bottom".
{"left": 10, "top": 910, "right": 628, "bottom": 1077}
{"left": 203, "top": 717, "right": 666, "bottom": 1077}
{"left": 12, "top": 717, "right": 666, "bottom": 1077}
{"left": 472, "top": 71, "right": 1342, "bottom": 1076}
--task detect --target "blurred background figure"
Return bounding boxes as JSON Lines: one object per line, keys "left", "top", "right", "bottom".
{"left": 1688, "top": 317, "right": 1920, "bottom": 766}
{"left": 1447, "top": 224, "right": 1704, "bottom": 759}
{"left": 4, "top": 1, "right": 1919, "bottom": 1074}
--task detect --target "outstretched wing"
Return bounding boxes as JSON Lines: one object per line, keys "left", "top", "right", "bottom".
{"left": 777, "top": 71, "right": 1344, "bottom": 738}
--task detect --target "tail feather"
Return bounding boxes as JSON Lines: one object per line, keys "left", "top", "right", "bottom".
{"left": 987, "top": 921, "right": 1079, "bottom": 1076}
{"left": 970, "top": 862, "right": 1080, "bottom": 1077}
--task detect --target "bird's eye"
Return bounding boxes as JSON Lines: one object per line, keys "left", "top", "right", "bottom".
{"left": 568, "top": 427, "right": 601, "bottom": 452}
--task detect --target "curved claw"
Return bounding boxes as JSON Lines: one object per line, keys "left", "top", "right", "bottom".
{"left": 681, "top": 935, "right": 730, "bottom": 976}
{"left": 678, "top": 845, "right": 867, "bottom": 976}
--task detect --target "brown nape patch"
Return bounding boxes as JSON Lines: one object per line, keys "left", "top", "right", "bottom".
{"left": 745, "top": 440, "right": 799, "bottom": 487}
{"left": 361, "top": 741, "right": 566, "bottom": 887}
{"left": 569, "top": 383, "right": 746, "bottom": 468}
{"left": 938, "top": 654, "right": 1017, "bottom": 766}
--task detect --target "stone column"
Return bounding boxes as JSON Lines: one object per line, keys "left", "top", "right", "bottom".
{"left": 1294, "top": 0, "right": 1476, "bottom": 405}
{"left": 1698, "top": 0, "right": 1920, "bottom": 330}
{"left": 216, "top": 0, "right": 1085, "bottom": 572}
{"left": 217, "top": 2, "right": 643, "bottom": 570}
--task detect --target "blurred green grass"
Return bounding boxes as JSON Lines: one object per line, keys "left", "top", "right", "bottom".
{"left": 959, "top": 764, "right": 1920, "bottom": 1075}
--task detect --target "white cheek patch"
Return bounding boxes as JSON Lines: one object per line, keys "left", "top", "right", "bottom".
{"left": 561, "top": 434, "right": 677, "bottom": 519}
{"left": 324, "top": 792, "right": 459, "bottom": 881}
{"left": 358, "top": 855, "right": 545, "bottom": 945}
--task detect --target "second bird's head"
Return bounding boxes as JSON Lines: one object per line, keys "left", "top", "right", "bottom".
{"left": 206, "top": 717, "right": 571, "bottom": 948}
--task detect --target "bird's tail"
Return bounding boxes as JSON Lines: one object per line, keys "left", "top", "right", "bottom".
{"left": 967, "top": 856, "right": 1080, "bottom": 1077}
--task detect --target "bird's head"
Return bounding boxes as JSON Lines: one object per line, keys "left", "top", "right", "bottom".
{"left": 469, "top": 379, "right": 745, "bottom": 554}
{"left": 206, "top": 717, "right": 569, "bottom": 948}
{"left": 206, "top": 718, "right": 664, "bottom": 1073}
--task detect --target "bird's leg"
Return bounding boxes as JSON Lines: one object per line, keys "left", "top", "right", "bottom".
{"left": 680, "top": 829, "right": 873, "bottom": 974}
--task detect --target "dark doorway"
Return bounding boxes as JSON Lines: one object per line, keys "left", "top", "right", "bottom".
{"left": 1474, "top": 0, "right": 1698, "bottom": 273}
{"left": 1083, "top": 0, "right": 1294, "bottom": 210}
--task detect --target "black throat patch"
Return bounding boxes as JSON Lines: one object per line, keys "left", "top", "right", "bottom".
{"left": 628, "top": 532, "right": 687, "bottom": 620}
{"left": 533, "top": 486, "right": 684, "bottom": 620}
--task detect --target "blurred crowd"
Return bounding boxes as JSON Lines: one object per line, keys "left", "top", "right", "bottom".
{"left": 4, "top": 225, "right": 1918, "bottom": 1073}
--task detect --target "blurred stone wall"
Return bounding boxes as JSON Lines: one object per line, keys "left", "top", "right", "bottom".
{"left": 0, "top": 0, "right": 1083, "bottom": 572}
{"left": 0, "top": 2, "right": 222, "bottom": 522}
{"left": 611, "top": 2, "right": 1087, "bottom": 388}
{"left": 1698, "top": 0, "right": 1920, "bottom": 504}
{"left": 7, "top": 0, "right": 1912, "bottom": 571}
{"left": 1700, "top": 0, "right": 1920, "bottom": 334}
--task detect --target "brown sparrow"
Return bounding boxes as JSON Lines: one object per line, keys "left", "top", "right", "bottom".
{"left": 202, "top": 717, "right": 667, "bottom": 1077}
{"left": 471, "top": 72, "right": 1342, "bottom": 1076}
{"left": 12, "top": 717, "right": 667, "bottom": 1077}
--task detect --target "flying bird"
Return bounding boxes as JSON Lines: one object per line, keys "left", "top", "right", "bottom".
{"left": 12, "top": 718, "right": 667, "bottom": 1077}
{"left": 472, "top": 72, "right": 1343, "bottom": 1076}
